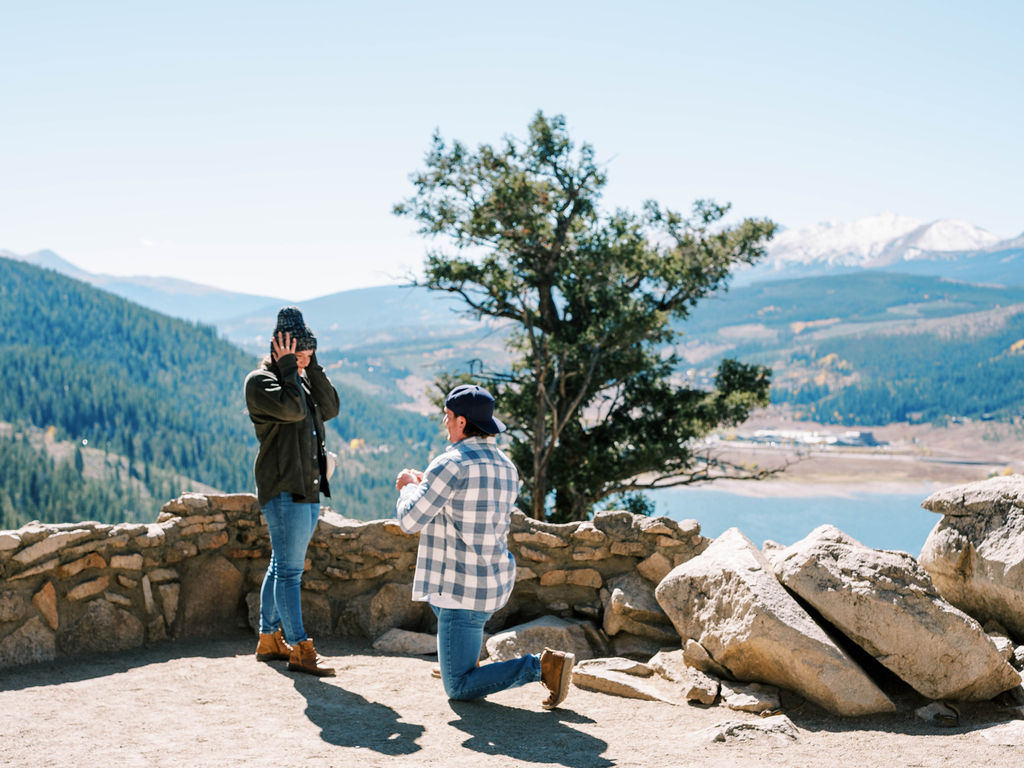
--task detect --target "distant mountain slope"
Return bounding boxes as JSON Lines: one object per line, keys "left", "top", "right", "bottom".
{"left": 218, "top": 284, "right": 509, "bottom": 411}
{"left": 217, "top": 283, "right": 485, "bottom": 352}
{"left": 686, "top": 272, "right": 1024, "bottom": 335}
{"left": 681, "top": 272, "right": 1024, "bottom": 424}
{"left": 0, "top": 248, "right": 286, "bottom": 323}
{"left": 0, "top": 257, "right": 438, "bottom": 527}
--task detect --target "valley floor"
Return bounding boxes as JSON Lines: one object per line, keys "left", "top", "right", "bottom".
{"left": 704, "top": 411, "right": 1024, "bottom": 498}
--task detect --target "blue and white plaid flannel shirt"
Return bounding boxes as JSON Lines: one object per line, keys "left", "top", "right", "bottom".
{"left": 396, "top": 436, "right": 519, "bottom": 613}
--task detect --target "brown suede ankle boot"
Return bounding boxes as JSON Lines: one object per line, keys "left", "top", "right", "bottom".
{"left": 255, "top": 629, "right": 293, "bottom": 662}
{"left": 287, "top": 639, "right": 336, "bottom": 677}
{"left": 539, "top": 647, "right": 575, "bottom": 709}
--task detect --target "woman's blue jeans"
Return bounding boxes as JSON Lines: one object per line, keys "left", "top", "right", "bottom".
{"left": 432, "top": 605, "right": 541, "bottom": 701}
{"left": 259, "top": 492, "right": 319, "bottom": 644}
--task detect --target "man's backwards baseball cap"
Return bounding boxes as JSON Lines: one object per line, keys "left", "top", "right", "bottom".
{"left": 445, "top": 384, "right": 506, "bottom": 435}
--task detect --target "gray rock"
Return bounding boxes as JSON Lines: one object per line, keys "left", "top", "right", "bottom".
{"left": 771, "top": 525, "right": 1021, "bottom": 701}
{"left": 914, "top": 701, "right": 960, "bottom": 727}
{"left": 691, "top": 716, "right": 798, "bottom": 744}
{"left": 0, "top": 590, "right": 27, "bottom": 623}
{"left": 610, "top": 632, "right": 672, "bottom": 660}
{"left": 919, "top": 475, "right": 1024, "bottom": 639}
{"left": 485, "top": 616, "right": 595, "bottom": 662}
{"left": 683, "top": 668, "right": 721, "bottom": 705}
{"left": 368, "top": 582, "right": 428, "bottom": 638}
{"left": 602, "top": 572, "right": 677, "bottom": 642}
{"left": 721, "top": 681, "right": 781, "bottom": 713}
{"left": 682, "top": 639, "right": 731, "bottom": 679}
{"left": 647, "top": 648, "right": 688, "bottom": 681}
{"left": 58, "top": 599, "right": 144, "bottom": 656}
{"left": 300, "top": 592, "right": 333, "bottom": 637}
{"left": 177, "top": 556, "right": 243, "bottom": 636}
{"left": 989, "top": 633, "right": 1015, "bottom": 662}
{"left": 245, "top": 591, "right": 260, "bottom": 633}
{"left": 647, "top": 649, "right": 721, "bottom": 704}
{"left": 12, "top": 530, "right": 93, "bottom": 565}
{"left": 656, "top": 527, "right": 895, "bottom": 716}
{"left": 0, "top": 617, "right": 56, "bottom": 668}
{"left": 372, "top": 628, "right": 438, "bottom": 655}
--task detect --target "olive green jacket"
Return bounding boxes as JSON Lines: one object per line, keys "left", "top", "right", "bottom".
{"left": 244, "top": 352, "right": 340, "bottom": 506}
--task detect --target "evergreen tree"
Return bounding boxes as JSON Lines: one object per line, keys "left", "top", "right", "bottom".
{"left": 395, "top": 112, "right": 777, "bottom": 521}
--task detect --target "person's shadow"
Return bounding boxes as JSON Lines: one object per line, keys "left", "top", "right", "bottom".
{"left": 276, "top": 667, "right": 424, "bottom": 756}
{"left": 448, "top": 700, "right": 613, "bottom": 768}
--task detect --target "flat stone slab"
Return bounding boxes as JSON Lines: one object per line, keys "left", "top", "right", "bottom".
{"left": 572, "top": 657, "right": 684, "bottom": 704}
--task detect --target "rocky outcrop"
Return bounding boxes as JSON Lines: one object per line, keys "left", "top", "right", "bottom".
{"left": 655, "top": 527, "right": 895, "bottom": 716}
{"left": 919, "top": 475, "right": 1024, "bottom": 640}
{"left": 771, "top": 525, "right": 1021, "bottom": 701}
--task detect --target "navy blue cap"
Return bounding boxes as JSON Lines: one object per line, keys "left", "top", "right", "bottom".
{"left": 445, "top": 384, "right": 506, "bottom": 435}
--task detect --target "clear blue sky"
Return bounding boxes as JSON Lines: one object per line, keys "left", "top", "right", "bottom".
{"left": 2, "top": 0, "right": 1021, "bottom": 300}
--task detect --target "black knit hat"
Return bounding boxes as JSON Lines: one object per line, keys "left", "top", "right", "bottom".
{"left": 274, "top": 306, "right": 317, "bottom": 352}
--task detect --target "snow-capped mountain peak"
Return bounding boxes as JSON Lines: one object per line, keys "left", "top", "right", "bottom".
{"left": 766, "top": 212, "right": 924, "bottom": 268}
{"left": 887, "top": 219, "right": 1003, "bottom": 261}
{"left": 765, "top": 213, "right": 1004, "bottom": 270}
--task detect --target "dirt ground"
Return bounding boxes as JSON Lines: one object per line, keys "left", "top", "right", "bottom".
{"left": 2, "top": 634, "right": 1023, "bottom": 768}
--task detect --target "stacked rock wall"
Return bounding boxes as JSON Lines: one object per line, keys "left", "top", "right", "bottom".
{"left": 0, "top": 493, "right": 708, "bottom": 670}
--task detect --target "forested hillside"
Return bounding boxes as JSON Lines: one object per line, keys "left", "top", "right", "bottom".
{"left": 682, "top": 272, "right": 1024, "bottom": 424}
{"left": 0, "top": 258, "right": 439, "bottom": 528}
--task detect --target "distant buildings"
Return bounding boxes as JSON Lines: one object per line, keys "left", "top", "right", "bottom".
{"left": 711, "top": 428, "right": 884, "bottom": 448}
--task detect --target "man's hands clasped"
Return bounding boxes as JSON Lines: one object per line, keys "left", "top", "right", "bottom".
{"left": 395, "top": 469, "right": 424, "bottom": 491}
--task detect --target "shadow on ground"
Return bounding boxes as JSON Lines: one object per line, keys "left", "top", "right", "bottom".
{"left": 271, "top": 663, "right": 425, "bottom": 756}
{"left": 447, "top": 699, "right": 613, "bottom": 768}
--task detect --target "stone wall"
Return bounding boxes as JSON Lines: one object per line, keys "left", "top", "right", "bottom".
{"left": 0, "top": 493, "right": 708, "bottom": 670}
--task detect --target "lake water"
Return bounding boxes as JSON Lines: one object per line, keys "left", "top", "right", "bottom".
{"left": 648, "top": 486, "right": 941, "bottom": 555}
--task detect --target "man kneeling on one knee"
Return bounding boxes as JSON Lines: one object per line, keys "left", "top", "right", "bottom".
{"left": 395, "top": 384, "right": 574, "bottom": 709}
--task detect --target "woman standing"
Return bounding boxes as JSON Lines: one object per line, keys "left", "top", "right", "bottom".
{"left": 245, "top": 306, "right": 339, "bottom": 676}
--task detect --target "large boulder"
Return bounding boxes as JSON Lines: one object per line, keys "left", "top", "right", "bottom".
{"left": 772, "top": 525, "right": 1021, "bottom": 701}
{"left": 655, "top": 527, "right": 895, "bottom": 716}
{"left": 919, "top": 476, "right": 1024, "bottom": 640}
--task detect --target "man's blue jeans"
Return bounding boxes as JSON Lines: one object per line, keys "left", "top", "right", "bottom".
{"left": 432, "top": 605, "right": 541, "bottom": 700}
{"left": 259, "top": 492, "right": 319, "bottom": 644}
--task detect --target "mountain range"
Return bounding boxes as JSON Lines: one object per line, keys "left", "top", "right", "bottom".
{"left": 740, "top": 213, "right": 1024, "bottom": 285}
{"left": 0, "top": 248, "right": 286, "bottom": 324}
{"left": 5, "top": 214, "right": 1023, "bottom": 331}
